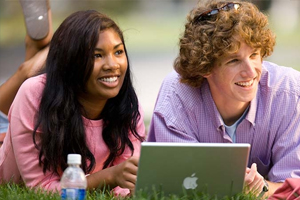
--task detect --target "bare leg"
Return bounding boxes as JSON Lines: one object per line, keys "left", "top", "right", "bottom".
{"left": 0, "top": 1, "right": 52, "bottom": 144}
{"left": 20, "top": 0, "right": 53, "bottom": 61}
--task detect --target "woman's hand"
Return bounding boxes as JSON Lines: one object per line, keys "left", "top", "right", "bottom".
{"left": 86, "top": 156, "right": 139, "bottom": 196}
{"left": 112, "top": 156, "right": 139, "bottom": 194}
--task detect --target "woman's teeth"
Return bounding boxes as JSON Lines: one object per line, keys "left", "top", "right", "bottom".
{"left": 100, "top": 77, "right": 118, "bottom": 82}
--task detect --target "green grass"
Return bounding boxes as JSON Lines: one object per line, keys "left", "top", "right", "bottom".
{"left": 0, "top": 183, "right": 262, "bottom": 200}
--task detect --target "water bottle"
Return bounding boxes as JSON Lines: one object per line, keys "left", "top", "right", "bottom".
{"left": 61, "top": 154, "right": 87, "bottom": 200}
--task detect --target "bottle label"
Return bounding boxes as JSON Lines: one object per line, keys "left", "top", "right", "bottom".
{"left": 61, "top": 188, "right": 86, "bottom": 200}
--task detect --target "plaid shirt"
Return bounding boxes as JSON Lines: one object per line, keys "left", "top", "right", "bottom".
{"left": 147, "top": 61, "right": 300, "bottom": 183}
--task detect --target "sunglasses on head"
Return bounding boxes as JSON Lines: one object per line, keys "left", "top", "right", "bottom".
{"left": 193, "top": 2, "right": 241, "bottom": 24}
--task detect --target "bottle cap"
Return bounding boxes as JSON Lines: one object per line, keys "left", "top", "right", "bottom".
{"left": 67, "top": 154, "right": 81, "bottom": 164}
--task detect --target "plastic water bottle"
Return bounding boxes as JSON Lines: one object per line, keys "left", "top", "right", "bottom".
{"left": 61, "top": 154, "right": 87, "bottom": 200}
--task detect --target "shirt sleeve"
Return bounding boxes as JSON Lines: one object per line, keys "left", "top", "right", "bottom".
{"left": 146, "top": 71, "right": 201, "bottom": 143}
{"left": 268, "top": 97, "right": 300, "bottom": 182}
{"left": 0, "top": 110, "right": 9, "bottom": 134}
{"left": 8, "top": 77, "right": 61, "bottom": 192}
{"left": 269, "top": 178, "right": 300, "bottom": 200}
{"left": 147, "top": 108, "right": 200, "bottom": 142}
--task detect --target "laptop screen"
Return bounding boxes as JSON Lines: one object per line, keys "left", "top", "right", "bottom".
{"left": 135, "top": 142, "right": 250, "bottom": 197}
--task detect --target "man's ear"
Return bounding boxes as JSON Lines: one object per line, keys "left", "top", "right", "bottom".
{"left": 202, "top": 73, "right": 211, "bottom": 78}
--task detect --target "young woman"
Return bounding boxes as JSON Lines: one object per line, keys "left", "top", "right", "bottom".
{"left": 0, "top": 10, "right": 145, "bottom": 197}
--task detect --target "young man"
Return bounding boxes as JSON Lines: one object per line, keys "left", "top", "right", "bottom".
{"left": 147, "top": 0, "right": 300, "bottom": 198}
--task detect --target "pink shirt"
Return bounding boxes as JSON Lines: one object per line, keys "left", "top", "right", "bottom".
{"left": 269, "top": 178, "right": 300, "bottom": 200}
{"left": 0, "top": 74, "right": 145, "bottom": 196}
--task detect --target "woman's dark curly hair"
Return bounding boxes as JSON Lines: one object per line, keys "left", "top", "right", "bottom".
{"left": 32, "top": 10, "right": 144, "bottom": 175}
{"left": 174, "top": 0, "right": 276, "bottom": 88}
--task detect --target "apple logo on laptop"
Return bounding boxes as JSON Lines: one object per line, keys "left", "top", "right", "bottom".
{"left": 183, "top": 173, "right": 198, "bottom": 189}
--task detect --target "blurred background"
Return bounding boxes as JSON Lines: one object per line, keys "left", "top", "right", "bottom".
{"left": 0, "top": 0, "right": 299, "bottom": 129}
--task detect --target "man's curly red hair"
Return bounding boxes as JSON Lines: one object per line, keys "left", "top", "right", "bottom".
{"left": 174, "top": 0, "right": 276, "bottom": 87}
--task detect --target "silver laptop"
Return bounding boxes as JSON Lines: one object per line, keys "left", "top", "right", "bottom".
{"left": 135, "top": 142, "right": 250, "bottom": 198}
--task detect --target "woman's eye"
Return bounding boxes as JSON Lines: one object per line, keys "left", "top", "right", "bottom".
{"left": 94, "top": 53, "right": 102, "bottom": 58}
{"left": 115, "top": 50, "right": 124, "bottom": 55}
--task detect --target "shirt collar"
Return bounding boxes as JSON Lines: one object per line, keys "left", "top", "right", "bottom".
{"left": 246, "top": 64, "right": 268, "bottom": 126}
{"left": 246, "top": 89, "right": 258, "bottom": 126}
{"left": 202, "top": 80, "right": 224, "bottom": 128}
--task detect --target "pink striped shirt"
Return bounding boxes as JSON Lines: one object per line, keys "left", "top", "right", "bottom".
{"left": 147, "top": 61, "right": 300, "bottom": 182}
{"left": 0, "top": 74, "right": 146, "bottom": 196}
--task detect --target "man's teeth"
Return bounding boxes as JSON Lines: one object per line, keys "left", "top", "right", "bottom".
{"left": 100, "top": 77, "right": 118, "bottom": 82}
{"left": 236, "top": 79, "right": 254, "bottom": 87}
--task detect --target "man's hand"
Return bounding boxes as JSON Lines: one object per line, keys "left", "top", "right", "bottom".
{"left": 244, "top": 163, "right": 265, "bottom": 196}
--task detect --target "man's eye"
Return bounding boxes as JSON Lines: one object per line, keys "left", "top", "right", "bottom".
{"left": 227, "top": 59, "right": 238, "bottom": 64}
{"left": 251, "top": 53, "right": 259, "bottom": 58}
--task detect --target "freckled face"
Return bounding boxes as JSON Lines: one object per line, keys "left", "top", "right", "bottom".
{"left": 205, "top": 42, "right": 262, "bottom": 107}
{"left": 83, "top": 28, "right": 128, "bottom": 103}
